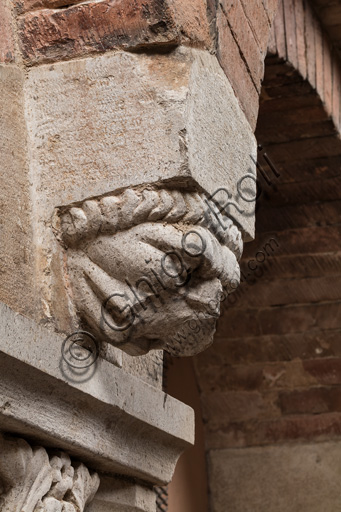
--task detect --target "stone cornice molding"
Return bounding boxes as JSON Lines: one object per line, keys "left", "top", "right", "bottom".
{"left": 0, "top": 301, "right": 194, "bottom": 485}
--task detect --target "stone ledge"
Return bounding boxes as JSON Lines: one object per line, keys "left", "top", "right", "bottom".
{"left": 87, "top": 476, "right": 156, "bottom": 512}
{"left": 0, "top": 301, "right": 194, "bottom": 485}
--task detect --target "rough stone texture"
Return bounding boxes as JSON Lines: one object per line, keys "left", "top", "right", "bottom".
{"left": 0, "top": 0, "right": 14, "bottom": 62}
{"left": 209, "top": 442, "right": 341, "bottom": 512}
{"left": 0, "top": 301, "right": 194, "bottom": 485}
{"left": 0, "top": 433, "right": 99, "bottom": 511}
{"left": 88, "top": 476, "right": 156, "bottom": 512}
{"left": 0, "top": 65, "right": 35, "bottom": 317}
{"left": 20, "top": 47, "right": 255, "bottom": 341}
{"left": 18, "top": 0, "right": 211, "bottom": 64}
{"left": 55, "top": 185, "right": 242, "bottom": 356}
{"left": 122, "top": 351, "right": 164, "bottom": 389}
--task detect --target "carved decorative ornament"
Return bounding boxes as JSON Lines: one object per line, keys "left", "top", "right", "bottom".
{"left": 54, "top": 186, "right": 243, "bottom": 356}
{"left": 0, "top": 433, "right": 99, "bottom": 512}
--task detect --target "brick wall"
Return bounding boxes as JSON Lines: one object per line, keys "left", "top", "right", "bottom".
{"left": 271, "top": 0, "right": 341, "bottom": 134}
{"left": 215, "top": 0, "right": 279, "bottom": 129}
{"left": 0, "top": 0, "right": 15, "bottom": 62}
{"left": 195, "top": 0, "right": 341, "bottom": 456}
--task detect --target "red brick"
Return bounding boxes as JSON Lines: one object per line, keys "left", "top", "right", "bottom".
{"left": 216, "top": 8, "right": 259, "bottom": 130}
{"left": 264, "top": 135, "right": 341, "bottom": 163}
{"left": 219, "top": 0, "right": 265, "bottom": 92}
{"left": 256, "top": 200, "right": 341, "bottom": 231}
{"left": 262, "top": 413, "right": 341, "bottom": 445}
{"left": 201, "top": 390, "right": 279, "bottom": 423}
{"left": 240, "top": 0, "right": 271, "bottom": 53}
{"left": 262, "top": 0, "right": 280, "bottom": 25}
{"left": 267, "top": 24, "right": 277, "bottom": 55}
{"left": 294, "top": 0, "right": 307, "bottom": 79}
{"left": 18, "top": 0, "right": 81, "bottom": 13}
{"left": 205, "top": 413, "right": 341, "bottom": 449}
{"left": 303, "top": 359, "right": 341, "bottom": 386}
{"left": 283, "top": 0, "right": 298, "bottom": 68}
{"left": 280, "top": 387, "right": 341, "bottom": 415}
{"left": 217, "top": 306, "right": 262, "bottom": 338}
{"left": 19, "top": 0, "right": 177, "bottom": 63}
{"left": 314, "top": 14, "right": 324, "bottom": 99}
{"left": 305, "top": 0, "right": 316, "bottom": 88}
{"left": 332, "top": 57, "right": 341, "bottom": 131}
{"left": 168, "top": 0, "right": 211, "bottom": 47}
{"left": 323, "top": 36, "right": 333, "bottom": 116}
{"left": 0, "top": 0, "right": 14, "bottom": 63}
{"left": 19, "top": 0, "right": 211, "bottom": 64}
{"left": 209, "top": 330, "right": 341, "bottom": 365}
{"left": 242, "top": 226, "right": 341, "bottom": 257}
{"left": 195, "top": 364, "right": 265, "bottom": 393}
{"left": 255, "top": 302, "right": 341, "bottom": 336}
{"left": 273, "top": 0, "right": 286, "bottom": 58}
{"left": 230, "top": 275, "right": 341, "bottom": 309}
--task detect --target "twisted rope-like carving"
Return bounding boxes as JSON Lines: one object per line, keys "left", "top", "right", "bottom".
{"left": 53, "top": 185, "right": 244, "bottom": 356}
{"left": 57, "top": 186, "right": 243, "bottom": 261}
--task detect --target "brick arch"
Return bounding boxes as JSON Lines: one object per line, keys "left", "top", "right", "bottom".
{"left": 213, "top": 0, "right": 279, "bottom": 129}
{"left": 193, "top": 1, "right": 341, "bottom": 509}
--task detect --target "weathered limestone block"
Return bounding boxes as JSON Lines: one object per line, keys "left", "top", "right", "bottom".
{"left": 87, "top": 476, "right": 156, "bottom": 512}
{"left": 0, "top": 301, "right": 194, "bottom": 485}
{"left": 0, "top": 65, "right": 34, "bottom": 317}
{"left": 18, "top": 47, "right": 256, "bottom": 355}
{"left": 0, "top": 433, "right": 99, "bottom": 512}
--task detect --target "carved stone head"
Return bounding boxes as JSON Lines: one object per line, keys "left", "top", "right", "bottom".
{"left": 54, "top": 185, "right": 242, "bottom": 356}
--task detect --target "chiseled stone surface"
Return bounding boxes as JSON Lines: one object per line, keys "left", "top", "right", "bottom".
{"left": 0, "top": 65, "right": 34, "bottom": 317}
{"left": 0, "top": 0, "right": 14, "bottom": 62}
{"left": 0, "top": 432, "right": 99, "bottom": 512}
{"left": 19, "top": 47, "right": 255, "bottom": 352}
{"left": 87, "top": 476, "right": 156, "bottom": 512}
{"left": 55, "top": 185, "right": 243, "bottom": 356}
{"left": 0, "top": 301, "right": 194, "bottom": 484}
{"left": 209, "top": 442, "right": 341, "bottom": 512}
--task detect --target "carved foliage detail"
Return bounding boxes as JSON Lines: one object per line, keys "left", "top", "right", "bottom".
{"left": 0, "top": 433, "right": 100, "bottom": 512}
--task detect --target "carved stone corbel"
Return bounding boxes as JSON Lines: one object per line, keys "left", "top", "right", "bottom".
{"left": 54, "top": 185, "right": 243, "bottom": 357}
{"left": 0, "top": 433, "right": 99, "bottom": 512}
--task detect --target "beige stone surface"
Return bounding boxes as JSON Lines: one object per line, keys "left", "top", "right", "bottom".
{"left": 88, "top": 476, "right": 156, "bottom": 512}
{"left": 122, "top": 351, "right": 164, "bottom": 389}
{"left": 209, "top": 442, "right": 341, "bottom": 512}
{"left": 0, "top": 301, "right": 194, "bottom": 484}
{"left": 0, "top": 65, "right": 34, "bottom": 317}
{"left": 18, "top": 46, "right": 256, "bottom": 345}
{"left": 24, "top": 47, "right": 255, "bottom": 236}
